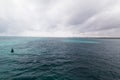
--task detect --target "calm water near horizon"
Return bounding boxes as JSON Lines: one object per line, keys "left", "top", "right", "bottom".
{"left": 0, "top": 36, "right": 120, "bottom": 80}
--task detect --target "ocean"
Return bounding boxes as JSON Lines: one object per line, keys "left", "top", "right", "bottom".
{"left": 0, "top": 36, "right": 120, "bottom": 80}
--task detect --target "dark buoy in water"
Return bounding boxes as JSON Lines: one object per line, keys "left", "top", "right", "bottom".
{"left": 11, "top": 48, "right": 14, "bottom": 53}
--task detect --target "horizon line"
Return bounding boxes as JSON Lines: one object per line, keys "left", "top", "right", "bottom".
{"left": 0, "top": 35, "right": 120, "bottom": 39}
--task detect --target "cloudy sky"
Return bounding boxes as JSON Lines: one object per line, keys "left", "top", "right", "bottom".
{"left": 0, "top": 0, "right": 120, "bottom": 37}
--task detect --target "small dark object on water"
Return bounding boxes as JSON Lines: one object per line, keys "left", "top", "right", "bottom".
{"left": 11, "top": 48, "right": 14, "bottom": 53}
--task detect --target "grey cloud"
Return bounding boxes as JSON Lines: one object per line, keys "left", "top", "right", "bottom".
{"left": 0, "top": 19, "right": 9, "bottom": 33}
{"left": 0, "top": 0, "right": 120, "bottom": 37}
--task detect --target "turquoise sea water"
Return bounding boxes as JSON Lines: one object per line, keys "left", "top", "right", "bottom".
{"left": 0, "top": 37, "right": 120, "bottom": 80}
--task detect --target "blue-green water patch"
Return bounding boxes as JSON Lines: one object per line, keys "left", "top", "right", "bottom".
{"left": 0, "top": 37, "right": 46, "bottom": 54}
{"left": 0, "top": 37, "right": 44, "bottom": 46}
{"left": 0, "top": 37, "right": 120, "bottom": 80}
{"left": 63, "top": 39, "right": 99, "bottom": 44}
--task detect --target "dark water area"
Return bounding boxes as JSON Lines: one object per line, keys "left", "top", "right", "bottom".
{"left": 0, "top": 37, "right": 120, "bottom": 80}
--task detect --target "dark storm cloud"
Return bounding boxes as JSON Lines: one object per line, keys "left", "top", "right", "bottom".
{"left": 0, "top": 0, "right": 120, "bottom": 37}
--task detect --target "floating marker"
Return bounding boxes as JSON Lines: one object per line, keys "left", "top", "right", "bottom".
{"left": 11, "top": 48, "right": 14, "bottom": 53}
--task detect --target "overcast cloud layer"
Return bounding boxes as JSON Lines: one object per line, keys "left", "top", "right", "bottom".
{"left": 0, "top": 0, "right": 120, "bottom": 37}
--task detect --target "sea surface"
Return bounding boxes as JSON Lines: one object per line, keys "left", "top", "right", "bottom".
{"left": 0, "top": 36, "right": 120, "bottom": 80}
